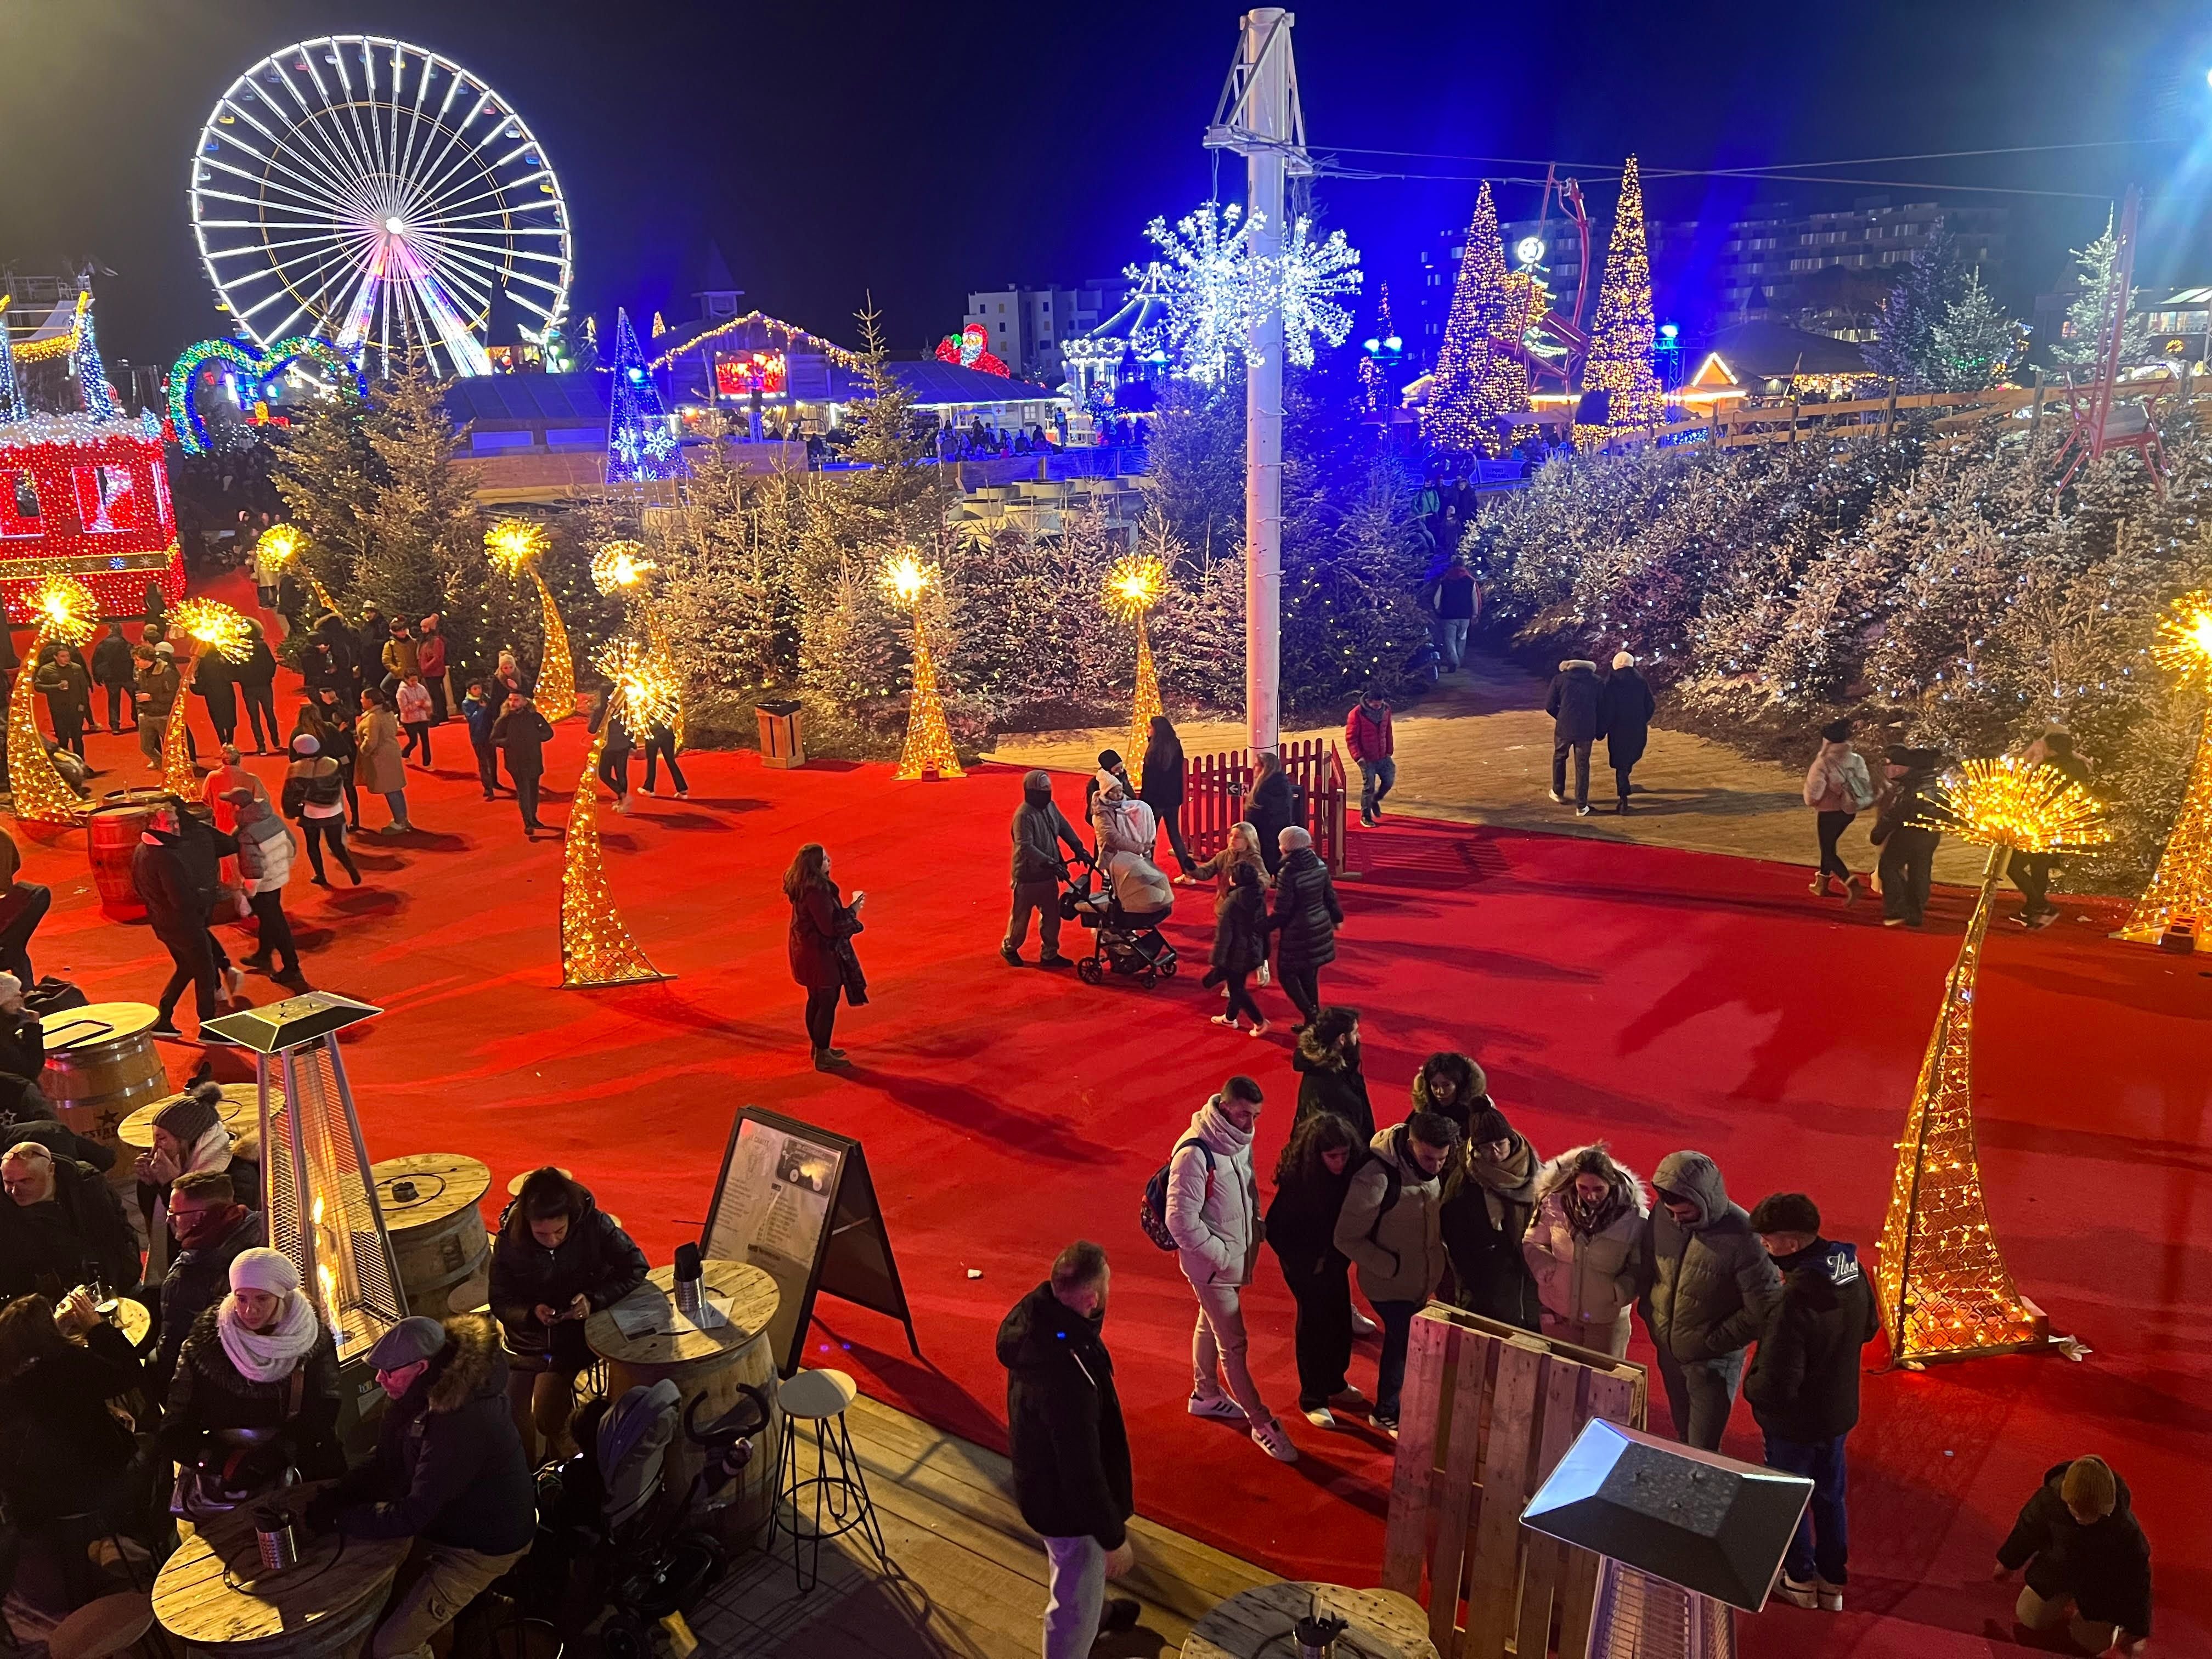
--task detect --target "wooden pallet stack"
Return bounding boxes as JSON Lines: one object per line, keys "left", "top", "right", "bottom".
{"left": 1381, "top": 1306, "right": 1647, "bottom": 1659}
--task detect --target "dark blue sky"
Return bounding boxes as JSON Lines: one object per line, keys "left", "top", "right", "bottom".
{"left": 5, "top": 0, "right": 2209, "bottom": 365}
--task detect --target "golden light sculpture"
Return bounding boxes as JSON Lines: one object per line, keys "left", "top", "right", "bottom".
{"left": 486, "top": 518, "right": 575, "bottom": 721}
{"left": 1104, "top": 553, "right": 1169, "bottom": 788}
{"left": 7, "top": 576, "right": 98, "bottom": 826}
{"left": 591, "top": 539, "right": 683, "bottom": 749}
{"left": 2121, "top": 589, "right": 2212, "bottom": 947}
{"left": 162, "top": 598, "right": 253, "bottom": 797}
{"left": 255, "top": 524, "right": 340, "bottom": 617}
{"left": 880, "top": 551, "right": 963, "bottom": 781}
{"left": 559, "top": 637, "right": 677, "bottom": 989}
{"left": 1873, "top": 757, "right": 2111, "bottom": 1366}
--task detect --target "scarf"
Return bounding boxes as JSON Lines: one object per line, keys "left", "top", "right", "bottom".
{"left": 1472, "top": 1133, "right": 1538, "bottom": 1226}
{"left": 217, "top": 1289, "right": 321, "bottom": 1383}
{"left": 1199, "top": 1096, "right": 1254, "bottom": 1153}
{"left": 174, "top": 1201, "right": 246, "bottom": 1254}
{"left": 1563, "top": 1176, "right": 1628, "bottom": 1240}
{"left": 146, "top": 1121, "right": 237, "bottom": 1278}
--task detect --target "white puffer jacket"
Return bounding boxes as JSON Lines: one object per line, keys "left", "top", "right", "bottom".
{"left": 1095, "top": 792, "right": 1172, "bottom": 913}
{"left": 1165, "top": 1096, "right": 1262, "bottom": 1288}
{"left": 1523, "top": 1144, "right": 1648, "bottom": 1342}
{"left": 1803, "top": 740, "right": 1875, "bottom": 814}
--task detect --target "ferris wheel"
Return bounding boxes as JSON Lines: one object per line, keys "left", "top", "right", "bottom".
{"left": 189, "top": 35, "right": 572, "bottom": 377}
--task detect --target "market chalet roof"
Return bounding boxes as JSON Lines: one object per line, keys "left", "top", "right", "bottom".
{"left": 1697, "top": 320, "right": 1870, "bottom": 382}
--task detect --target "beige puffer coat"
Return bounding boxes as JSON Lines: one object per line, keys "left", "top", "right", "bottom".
{"left": 1523, "top": 1144, "right": 1647, "bottom": 1348}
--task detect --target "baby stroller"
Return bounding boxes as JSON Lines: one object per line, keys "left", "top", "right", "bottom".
{"left": 520, "top": 1378, "right": 773, "bottom": 1659}
{"left": 1058, "top": 849, "right": 1178, "bottom": 989}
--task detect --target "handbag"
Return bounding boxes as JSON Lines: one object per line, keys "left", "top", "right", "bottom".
{"left": 170, "top": 1374, "right": 306, "bottom": 1517}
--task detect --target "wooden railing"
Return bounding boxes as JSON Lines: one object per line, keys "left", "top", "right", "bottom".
{"left": 1184, "top": 737, "right": 1350, "bottom": 876}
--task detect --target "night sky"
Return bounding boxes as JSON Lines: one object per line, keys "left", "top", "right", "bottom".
{"left": 7, "top": 0, "right": 2212, "bottom": 366}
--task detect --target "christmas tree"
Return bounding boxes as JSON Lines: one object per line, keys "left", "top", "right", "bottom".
{"left": 2052, "top": 215, "right": 2149, "bottom": 374}
{"left": 1928, "top": 269, "right": 2024, "bottom": 391}
{"left": 606, "top": 308, "right": 686, "bottom": 483}
{"left": 1425, "top": 183, "right": 1526, "bottom": 455}
{"left": 1578, "top": 156, "right": 1665, "bottom": 445}
{"left": 72, "top": 296, "right": 121, "bottom": 422}
{"left": 1863, "top": 223, "right": 1970, "bottom": 390}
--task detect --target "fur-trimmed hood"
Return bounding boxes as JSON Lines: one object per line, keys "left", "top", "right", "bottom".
{"left": 425, "top": 1312, "right": 506, "bottom": 1414}
{"left": 1412, "top": 1052, "right": 1485, "bottom": 1118}
{"left": 1296, "top": 1024, "right": 1354, "bottom": 1071}
{"left": 1556, "top": 659, "right": 1598, "bottom": 674}
{"left": 1534, "top": 1142, "right": 1649, "bottom": 1215}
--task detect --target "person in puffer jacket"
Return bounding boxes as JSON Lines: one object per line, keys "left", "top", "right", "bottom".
{"left": 1523, "top": 1141, "right": 1647, "bottom": 1359}
{"left": 1091, "top": 772, "right": 1171, "bottom": 916}
{"left": 1994, "top": 1455, "right": 2153, "bottom": 1655}
{"left": 1164, "top": 1076, "right": 1296, "bottom": 1463}
{"left": 1334, "top": 1112, "right": 1458, "bottom": 1435}
{"left": 1743, "top": 1192, "right": 1879, "bottom": 1612}
{"left": 228, "top": 790, "right": 301, "bottom": 983}
{"left": 1638, "top": 1149, "right": 1781, "bottom": 1450}
{"left": 1803, "top": 718, "right": 1876, "bottom": 903}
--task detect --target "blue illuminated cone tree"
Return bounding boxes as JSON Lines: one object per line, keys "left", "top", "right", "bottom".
{"left": 606, "top": 308, "right": 687, "bottom": 483}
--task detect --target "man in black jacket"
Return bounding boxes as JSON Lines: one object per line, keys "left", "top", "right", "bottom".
{"left": 309, "top": 1314, "right": 535, "bottom": 1659}
{"left": 150, "top": 1170, "right": 264, "bottom": 1400}
{"left": 1003, "top": 770, "right": 1084, "bottom": 968}
{"left": 2, "top": 1140, "right": 140, "bottom": 1296}
{"left": 1743, "top": 1193, "right": 1878, "bottom": 1612}
{"left": 132, "top": 798, "right": 242, "bottom": 1044}
{"left": 1994, "top": 1455, "right": 2152, "bottom": 1655}
{"left": 490, "top": 695, "right": 555, "bottom": 837}
{"left": 998, "top": 1242, "right": 1141, "bottom": 1658}
{"left": 1872, "top": 747, "right": 1945, "bottom": 929}
{"left": 92, "top": 623, "right": 137, "bottom": 735}
{"left": 1544, "top": 658, "right": 1602, "bottom": 815}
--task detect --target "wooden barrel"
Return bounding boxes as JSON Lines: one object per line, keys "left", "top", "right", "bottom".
{"left": 586, "top": 1261, "right": 783, "bottom": 1545}
{"left": 119, "top": 1082, "right": 283, "bottom": 1153}
{"left": 38, "top": 1003, "right": 170, "bottom": 1189}
{"left": 85, "top": 790, "right": 171, "bottom": 920}
{"left": 373, "top": 1154, "right": 493, "bottom": 1319}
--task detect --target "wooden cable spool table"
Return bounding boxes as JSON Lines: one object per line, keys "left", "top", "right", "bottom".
{"left": 119, "top": 1084, "right": 283, "bottom": 1155}
{"left": 1181, "top": 1583, "right": 1437, "bottom": 1659}
{"left": 371, "top": 1154, "right": 492, "bottom": 1319}
{"left": 586, "top": 1261, "right": 782, "bottom": 1545}
{"left": 40, "top": 1002, "right": 171, "bottom": 1190}
{"left": 152, "top": 1480, "right": 410, "bottom": 1659}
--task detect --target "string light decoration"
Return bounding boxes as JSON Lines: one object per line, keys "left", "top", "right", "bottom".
{"left": 560, "top": 637, "right": 676, "bottom": 989}
{"left": 1140, "top": 200, "right": 1259, "bottom": 386}
{"left": 591, "top": 539, "right": 682, "bottom": 749}
{"left": 1576, "top": 155, "right": 1667, "bottom": 449}
{"left": 1425, "top": 182, "right": 1530, "bottom": 456}
{"left": 880, "top": 552, "right": 964, "bottom": 781}
{"left": 0, "top": 414, "right": 188, "bottom": 622}
{"left": 7, "top": 575, "right": 97, "bottom": 825}
{"left": 252, "top": 523, "right": 340, "bottom": 617}
{"left": 1874, "top": 757, "right": 2111, "bottom": 1365}
{"left": 2121, "top": 589, "right": 2212, "bottom": 947}
{"left": 1104, "top": 553, "right": 1169, "bottom": 787}
{"left": 645, "top": 308, "right": 868, "bottom": 373}
{"left": 69, "top": 294, "right": 121, "bottom": 424}
{"left": 0, "top": 298, "right": 27, "bottom": 424}
{"left": 163, "top": 597, "right": 252, "bottom": 796}
{"left": 1270, "top": 215, "right": 1363, "bottom": 370}
{"left": 606, "top": 308, "right": 687, "bottom": 483}
{"left": 485, "top": 518, "right": 576, "bottom": 720}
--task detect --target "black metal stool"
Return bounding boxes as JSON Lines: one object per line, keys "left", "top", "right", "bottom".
{"left": 769, "top": 1369, "right": 887, "bottom": 1592}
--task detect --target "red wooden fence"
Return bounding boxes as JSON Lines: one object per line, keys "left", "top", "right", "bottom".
{"left": 1183, "top": 737, "right": 1350, "bottom": 876}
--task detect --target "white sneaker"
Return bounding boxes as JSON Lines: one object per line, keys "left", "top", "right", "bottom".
{"left": 1210, "top": 1013, "right": 1238, "bottom": 1028}
{"left": 1774, "top": 1577, "right": 1819, "bottom": 1610}
{"left": 1816, "top": 1582, "right": 1844, "bottom": 1613}
{"left": 1350, "top": 1310, "right": 1380, "bottom": 1338}
{"left": 1188, "top": 1392, "right": 1245, "bottom": 1422}
{"left": 1249, "top": 1418, "right": 1299, "bottom": 1462}
{"left": 1302, "top": 1406, "right": 1336, "bottom": 1428}
{"left": 1548, "top": 788, "right": 1565, "bottom": 804}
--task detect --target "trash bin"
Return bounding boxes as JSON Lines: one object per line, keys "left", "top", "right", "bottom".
{"left": 756, "top": 701, "right": 805, "bottom": 769}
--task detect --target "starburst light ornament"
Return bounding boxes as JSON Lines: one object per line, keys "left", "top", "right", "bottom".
{"left": 591, "top": 538, "right": 681, "bottom": 746}
{"left": 8, "top": 576, "right": 97, "bottom": 825}
{"left": 879, "top": 552, "right": 963, "bottom": 781}
{"left": 1269, "top": 216, "right": 1363, "bottom": 369}
{"left": 589, "top": 539, "right": 656, "bottom": 596}
{"left": 2123, "top": 589, "right": 2212, "bottom": 947}
{"left": 559, "top": 637, "right": 676, "bottom": 989}
{"left": 163, "top": 598, "right": 253, "bottom": 796}
{"left": 253, "top": 524, "right": 340, "bottom": 616}
{"left": 1873, "top": 757, "right": 2109, "bottom": 1365}
{"left": 486, "top": 519, "right": 575, "bottom": 720}
{"left": 1139, "top": 200, "right": 1260, "bottom": 386}
{"left": 1104, "top": 554, "right": 1169, "bottom": 787}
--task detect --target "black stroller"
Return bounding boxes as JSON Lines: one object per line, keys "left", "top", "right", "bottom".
{"left": 1057, "top": 849, "right": 1179, "bottom": 988}
{"left": 517, "top": 1377, "right": 773, "bottom": 1659}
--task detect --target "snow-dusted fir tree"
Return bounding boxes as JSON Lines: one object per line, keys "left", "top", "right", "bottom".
{"left": 1862, "top": 224, "right": 1970, "bottom": 390}
{"left": 1927, "top": 269, "right": 2024, "bottom": 391}
{"left": 2050, "top": 214, "right": 2150, "bottom": 374}
{"left": 353, "top": 353, "right": 487, "bottom": 649}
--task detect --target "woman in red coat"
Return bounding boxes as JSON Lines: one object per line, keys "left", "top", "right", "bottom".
{"left": 786, "top": 843, "right": 864, "bottom": 1071}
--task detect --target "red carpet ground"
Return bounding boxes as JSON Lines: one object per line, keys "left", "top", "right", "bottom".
{"left": 16, "top": 655, "right": 2208, "bottom": 1656}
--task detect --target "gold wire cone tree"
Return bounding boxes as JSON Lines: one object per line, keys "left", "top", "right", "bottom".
{"left": 560, "top": 636, "right": 677, "bottom": 989}
{"left": 1104, "top": 553, "right": 1168, "bottom": 788}
{"left": 163, "top": 598, "right": 253, "bottom": 797}
{"left": 8, "top": 576, "right": 98, "bottom": 825}
{"left": 1874, "top": 757, "right": 2111, "bottom": 1365}
{"left": 881, "top": 551, "right": 963, "bottom": 781}
{"left": 592, "top": 539, "right": 682, "bottom": 749}
{"left": 487, "top": 518, "right": 576, "bottom": 720}
{"left": 254, "top": 524, "right": 340, "bottom": 617}
{"left": 2121, "top": 590, "right": 2212, "bottom": 946}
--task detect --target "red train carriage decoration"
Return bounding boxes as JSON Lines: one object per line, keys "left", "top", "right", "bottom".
{"left": 0, "top": 416, "right": 187, "bottom": 623}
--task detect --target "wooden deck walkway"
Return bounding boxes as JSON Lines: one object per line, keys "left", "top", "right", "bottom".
{"left": 692, "top": 1393, "right": 1277, "bottom": 1658}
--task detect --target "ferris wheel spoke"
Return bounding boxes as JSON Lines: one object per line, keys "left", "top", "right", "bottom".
{"left": 327, "top": 46, "right": 393, "bottom": 205}
{"left": 411, "top": 245, "right": 492, "bottom": 321}
{"left": 217, "top": 92, "right": 376, "bottom": 218}
{"left": 349, "top": 41, "right": 397, "bottom": 184}
{"left": 274, "top": 235, "right": 378, "bottom": 325}
{"left": 391, "top": 52, "right": 440, "bottom": 193}
{"left": 207, "top": 107, "right": 375, "bottom": 223}
{"left": 422, "top": 172, "right": 555, "bottom": 225}
{"left": 408, "top": 87, "right": 496, "bottom": 212}
{"left": 278, "top": 52, "right": 385, "bottom": 201}
{"left": 420, "top": 145, "right": 538, "bottom": 219}
{"left": 193, "top": 157, "right": 354, "bottom": 230}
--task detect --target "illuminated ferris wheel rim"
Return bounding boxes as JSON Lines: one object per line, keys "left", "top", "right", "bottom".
{"left": 188, "top": 33, "right": 572, "bottom": 379}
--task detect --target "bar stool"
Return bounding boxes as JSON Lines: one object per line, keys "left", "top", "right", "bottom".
{"left": 47, "top": 1592, "right": 165, "bottom": 1659}
{"left": 770, "top": 1369, "right": 888, "bottom": 1592}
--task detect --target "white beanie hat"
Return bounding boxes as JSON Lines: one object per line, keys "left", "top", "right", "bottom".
{"left": 1613, "top": 651, "right": 1636, "bottom": 670}
{"left": 230, "top": 1246, "right": 302, "bottom": 1295}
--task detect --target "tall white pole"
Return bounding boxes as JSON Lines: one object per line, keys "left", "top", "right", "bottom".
{"left": 1242, "top": 9, "right": 1289, "bottom": 756}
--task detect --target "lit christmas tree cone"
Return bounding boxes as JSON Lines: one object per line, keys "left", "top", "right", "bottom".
{"left": 164, "top": 599, "right": 253, "bottom": 797}
{"left": 593, "top": 539, "right": 682, "bottom": 750}
{"left": 560, "top": 637, "right": 674, "bottom": 989}
{"left": 2121, "top": 590, "right": 2212, "bottom": 949}
{"left": 1874, "top": 757, "right": 2109, "bottom": 1365}
{"left": 7, "top": 577, "right": 98, "bottom": 826}
{"left": 487, "top": 519, "right": 576, "bottom": 720}
{"left": 1104, "top": 554, "right": 1169, "bottom": 786}
{"left": 881, "top": 552, "right": 963, "bottom": 781}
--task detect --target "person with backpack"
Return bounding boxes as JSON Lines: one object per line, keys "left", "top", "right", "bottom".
{"left": 1292, "top": 1006, "right": 1372, "bottom": 1138}
{"left": 1333, "top": 1110, "right": 1459, "bottom": 1436}
{"left": 229, "top": 790, "right": 302, "bottom": 984}
{"left": 1159, "top": 1076, "right": 1297, "bottom": 1463}
{"left": 998, "top": 1242, "right": 1142, "bottom": 1659}
{"left": 1265, "top": 1110, "right": 1366, "bottom": 1429}
{"left": 1639, "top": 1149, "right": 1782, "bottom": 1451}
{"left": 1267, "top": 826, "right": 1342, "bottom": 1030}
{"left": 1743, "top": 1192, "right": 1880, "bottom": 1613}
{"left": 1804, "top": 718, "right": 1877, "bottom": 904}
{"left": 1871, "top": 747, "right": 1945, "bottom": 929}
{"left": 283, "top": 733, "right": 360, "bottom": 887}
{"left": 1345, "top": 689, "right": 1395, "bottom": 828}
